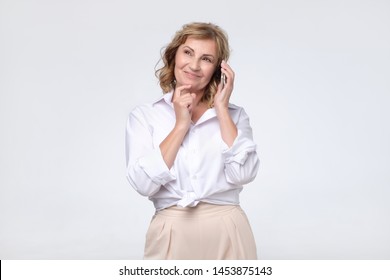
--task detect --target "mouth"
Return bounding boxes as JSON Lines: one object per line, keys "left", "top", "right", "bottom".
{"left": 184, "top": 71, "right": 201, "bottom": 79}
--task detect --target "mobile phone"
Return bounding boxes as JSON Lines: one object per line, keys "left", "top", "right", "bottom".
{"left": 221, "top": 72, "right": 226, "bottom": 88}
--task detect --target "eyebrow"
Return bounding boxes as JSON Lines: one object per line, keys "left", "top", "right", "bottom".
{"left": 183, "top": 45, "right": 215, "bottom": 59}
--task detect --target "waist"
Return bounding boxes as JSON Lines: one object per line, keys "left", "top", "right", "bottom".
{"left": 156, "top": 202, "right": 240, "bottom": 218}
{"left": 150, "top": 188, "right": 242, "bottom": 211}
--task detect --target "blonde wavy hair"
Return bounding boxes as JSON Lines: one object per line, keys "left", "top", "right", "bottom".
{"left": 155, "top": 22, "right": 230, "bottom": 107}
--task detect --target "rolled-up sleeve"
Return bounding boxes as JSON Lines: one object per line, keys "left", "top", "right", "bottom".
{"left": 222, "top": 108, "right": 260, "bottom": 185}
{"left": 125, "top": 108, "right": 176, "bottom": 196}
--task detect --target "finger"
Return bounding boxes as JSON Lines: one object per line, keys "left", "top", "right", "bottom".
{"left": 173, "top": 84, "right": 192, "bottom": 100}
{"left": 186, "top": 94, "right": 197, "bottom": 108}
{"left": 221, "top": 61, "right": 235, "bottom": 81}
{"left": 177, "top": 94, "right": 192, "bottom": 107}
{"left": 217, "top": 79, "right": 223, "bottom": 92}
{"left": 187, "top": 93, "right": 197, "bottom": 110}
{"left": 221, "top": 60, "right": 233, "bottom": 71}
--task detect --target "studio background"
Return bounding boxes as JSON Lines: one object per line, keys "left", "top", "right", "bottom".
{"left": 1, "top": 0, "right": 389, "bottom": 259}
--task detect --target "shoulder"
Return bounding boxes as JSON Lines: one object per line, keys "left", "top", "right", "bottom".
{"left": 228, "top": 103, "right": 247, "bottom": 116}
{"left": 128, "top": 94, "right": 167, "bottom": 115}
{"left": 127, "top": 93, "right": 173, "bottom": 124}
{"left": 128, "top": 103, "right": 152, "bottom": 120}
{"left": 228, "top": 103, "right": 242, "bottom": 111}
{"left": 227, "top": 103, "right": 253, "bottom": 125}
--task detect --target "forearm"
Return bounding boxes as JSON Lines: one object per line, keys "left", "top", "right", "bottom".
{"left": 216, "top": 108, "right": 237, "bottom": 147}
{"left": 159, "top": 125, "right": 188, "bottom": 169}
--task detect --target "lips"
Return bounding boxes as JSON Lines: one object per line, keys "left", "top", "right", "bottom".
{"left": 184, "top": 71, "right": 201, "bottom": 79}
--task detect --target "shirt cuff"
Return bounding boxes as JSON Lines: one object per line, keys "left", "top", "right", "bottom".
{"left": 222, "top": 130, "right": 257, "bottom": 165}
{"left": 138, "top": 149, "right": 176, "bottom": 185}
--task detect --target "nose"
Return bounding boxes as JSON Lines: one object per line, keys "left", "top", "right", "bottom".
{"left": 189, "top": 58, "right": 200, "bottom": 71}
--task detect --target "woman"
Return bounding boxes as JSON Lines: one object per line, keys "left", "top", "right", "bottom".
{"left": 125, "top": 22, "right": 260, "bottom": 259}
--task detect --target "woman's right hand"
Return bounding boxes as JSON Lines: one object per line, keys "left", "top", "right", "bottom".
{"left": 172, "top": 84, "right": 196, "bottom": 130}
{"left": 159, "top": 85, "right": 196, "bottom": 169}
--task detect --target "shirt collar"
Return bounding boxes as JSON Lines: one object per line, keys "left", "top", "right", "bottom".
{"left": 152, "top": 92, "right": 174, "bottom": 108}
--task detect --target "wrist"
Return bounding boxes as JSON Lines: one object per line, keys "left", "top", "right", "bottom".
{"left": 215, "top": 105, "right": 229, "bottom": 117}
{"left": 174, "top": 122, "right": 190, "bottom": 132}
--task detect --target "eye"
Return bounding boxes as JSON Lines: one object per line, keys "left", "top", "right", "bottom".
{"left": 202, "top": 57, "right": 213, "bottom": 63}
{"left": 184, "top": 49, "right": 192, "bottom": 56}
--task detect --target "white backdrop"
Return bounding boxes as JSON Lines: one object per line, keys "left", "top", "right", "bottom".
{"left": 1, "top": 0, "right": 389, "bottom": 259}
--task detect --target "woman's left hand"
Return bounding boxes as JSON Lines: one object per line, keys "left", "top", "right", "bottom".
{"left": 213, "top": 61, "right": 237, "bottom": 146}
{"left": 214, "top": 60, "right": 235, "bottom": 112}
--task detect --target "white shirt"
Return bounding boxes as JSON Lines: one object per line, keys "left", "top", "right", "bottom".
{"left": 125, "top": 92, "right": 260, "bottom": 211}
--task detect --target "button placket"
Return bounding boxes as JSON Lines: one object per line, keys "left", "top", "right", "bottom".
{"left": 188, "top": 126, "right": 200, "bottom": 187}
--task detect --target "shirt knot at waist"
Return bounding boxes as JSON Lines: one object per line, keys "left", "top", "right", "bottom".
{"left": 177, "top": 191, "right": 198, "bottom": 208}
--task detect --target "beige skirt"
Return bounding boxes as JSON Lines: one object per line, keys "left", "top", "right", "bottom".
{"left": 143, "top": 203, "right": 257, "bottom": 260}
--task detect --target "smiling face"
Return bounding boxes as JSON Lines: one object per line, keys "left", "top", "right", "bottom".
{"left": 174, "top": 37, "right": 218, "bottom": 94}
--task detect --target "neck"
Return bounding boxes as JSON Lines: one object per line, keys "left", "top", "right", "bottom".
{"left": 191, "top": 95, "right": 209, "bottom": 124}
{"left": 193, "top": 92, "right": 204, "bottom": 106}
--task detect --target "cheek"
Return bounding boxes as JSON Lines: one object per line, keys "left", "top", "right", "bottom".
{"left": 173, "top": 57, "right": 183, "bottom": 77}
{"left": 204, "top": 65, "right": 217, "bottom": 80}
{"left": 174, "top": 53, "right": 187, "bottom": 68}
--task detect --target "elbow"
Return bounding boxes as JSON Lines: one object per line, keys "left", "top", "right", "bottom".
{"left": 126, "top": 167, "right": 160, "bottom": 197}
{"left": 225, "top": 156, "right": 260, "bottom": 185}
{"left": 248, "top": 156, "right": 260, "bottom": 182}
{"left": 226, "top": 170, "right": 258, "bottom": 185}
